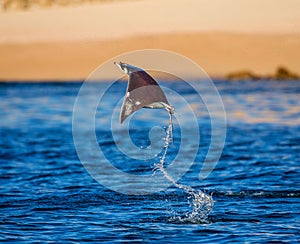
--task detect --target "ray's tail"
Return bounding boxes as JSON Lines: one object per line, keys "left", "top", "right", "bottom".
{"left": 166, "top": 106, "right": 174, "bottom": 143}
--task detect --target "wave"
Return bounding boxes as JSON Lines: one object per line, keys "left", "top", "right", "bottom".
{"left": 211, "top": 190, "right": 300, "bottom": 198}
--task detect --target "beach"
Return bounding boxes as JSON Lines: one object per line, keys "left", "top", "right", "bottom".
{"left": 1, "top": 32, "right": 300, "bottom": 80}
{"left": 1, "top": 0, "right": 300, "bottom": 80}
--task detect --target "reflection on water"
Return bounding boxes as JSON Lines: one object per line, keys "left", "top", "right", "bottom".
{"left": 218, "top": 80, "right": 300, "bottom": 125}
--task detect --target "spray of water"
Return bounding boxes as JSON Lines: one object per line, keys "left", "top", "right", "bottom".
{"left": 154, "top": 119, "right": 214, "bottom": 223}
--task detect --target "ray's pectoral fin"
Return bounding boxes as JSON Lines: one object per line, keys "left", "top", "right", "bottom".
{"left": 120, "top": 85, "right": 173, "bottom": 123}
{"left": 120, "top": 90, "right": 145, "bottom": 124}
{"left": 115, "top": 61, "right": 174, "bottom": 124}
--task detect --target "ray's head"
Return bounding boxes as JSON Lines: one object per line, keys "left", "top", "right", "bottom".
{"left": 114, "top": 61, "right": 143, "bottom": 75}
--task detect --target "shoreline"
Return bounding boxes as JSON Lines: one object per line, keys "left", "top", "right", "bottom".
{"left": 1, "top": 32, "right": 299, "bottom": 81}
{"left": 1, "top": 78, "right": 299, "bottom": 83}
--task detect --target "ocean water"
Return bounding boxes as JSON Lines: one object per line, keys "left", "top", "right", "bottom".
{"left": 0, "top": 80, "right": 299, "bottom": 243}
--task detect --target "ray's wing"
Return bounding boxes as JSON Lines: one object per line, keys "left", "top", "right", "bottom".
{"left": 120, "top": 70, "right": 169, "bottom": 123}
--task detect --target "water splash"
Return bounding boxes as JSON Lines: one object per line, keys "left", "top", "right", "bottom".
{"left": 154, "top": 121, "right": 214, "bottom": 223}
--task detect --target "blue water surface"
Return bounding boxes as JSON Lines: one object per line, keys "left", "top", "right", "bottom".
{"left": 0, "top": 80, "right": 299, "bottom": 243}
